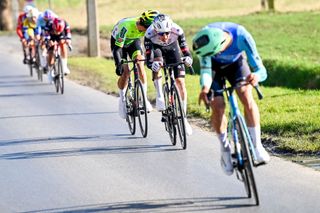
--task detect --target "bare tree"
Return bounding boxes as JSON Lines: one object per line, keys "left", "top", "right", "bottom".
{"left": 0, "top": 0, "right": 12, "bottom": 30}
{"left": 261, "top": 0, "right": 275, "bottom": 11}
{"left": 267, "top": 0, "right": 275, "bottom": 11}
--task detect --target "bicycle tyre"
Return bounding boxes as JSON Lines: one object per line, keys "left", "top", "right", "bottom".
{"left": 236, "top": 115, "right": 259, "bottom": 205}
{"left": 135, "top": 80, "right": 148, "bottom": 138}
{"left": 162, "top": 83, "right": 176, "bottom": 145}
{"left": 29, "top": 47, "right": 33, "bottom": 77}
{"left": 125, "top": 83, "right": 136, "bottom": 135}
{"left": 53, "top": 59, "right": 60, "bottom": 93}
{"left": 36, "top": 46, "right": 42, "bottom": 81}
{"left": 57, "top": 57, "right": 64, "bottom": 94}
{"left": 172, "top": 84, "right": 186, "bottom": 149}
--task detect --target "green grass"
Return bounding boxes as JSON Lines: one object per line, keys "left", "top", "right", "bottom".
{"left": 68, "top": 11, "right": 320, "bottom": 156}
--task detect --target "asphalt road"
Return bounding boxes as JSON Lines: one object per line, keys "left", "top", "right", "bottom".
{"left": 0, "top": 35, "right": 319, "bottom": 213}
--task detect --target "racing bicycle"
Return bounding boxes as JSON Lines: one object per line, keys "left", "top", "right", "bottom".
{"left": 122, "top": 59, "right": 148, "bottom": 138}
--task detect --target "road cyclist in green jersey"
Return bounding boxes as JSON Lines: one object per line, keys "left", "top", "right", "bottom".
{"left": 111, "top": 10, "right": 159, "bottom": 119}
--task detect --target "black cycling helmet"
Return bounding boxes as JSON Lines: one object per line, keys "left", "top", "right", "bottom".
{"left": 140, "top": 10, "right": 159, "bottom": 28}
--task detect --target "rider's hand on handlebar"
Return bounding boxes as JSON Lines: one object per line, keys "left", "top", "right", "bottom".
{"left": 246, "top": 73, "right": 259, "bottom": 86}
{"left": 183, "top": 56, "right": 193, "bottom": 67}
{"left": 151, "top": 61, "right": 162, "bottom": 72}
{"left": 198, "top": 86, "right": 211, "bottom": 107}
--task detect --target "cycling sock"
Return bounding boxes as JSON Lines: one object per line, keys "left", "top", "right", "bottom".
{"left": 218, "top": 132, "right": 231, "bottom": 151}
{"left": 119, "top": 89, "right": 126, "bottom": 101}
{"left": 154, "top": 78, "right": 163, "bottom": 99}
{"left": 248, "top": 126, "right": 262, "bottom": 148}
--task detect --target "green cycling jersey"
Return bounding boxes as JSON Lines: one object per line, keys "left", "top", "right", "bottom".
{"left": 111, "top": 17, "right": 145, "bottom": 48}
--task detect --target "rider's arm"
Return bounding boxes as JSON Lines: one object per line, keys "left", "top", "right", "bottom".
{"left": 178, "top": 33, "right": 192, "bottom": 58}
{"left": 238, "top": 26, "right": 267, "bottom": 82}
{"left": 144, "top": 36, "right": 153, "bottom": 69}
{"left": 64, "top": 21, "right": 72, "bottom": 40}
{"left": 199, "top": 56, "right": 213, "bottom": 89}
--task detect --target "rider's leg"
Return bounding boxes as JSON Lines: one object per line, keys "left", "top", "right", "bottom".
{"left": 237, "top": 85, "right": 270, "bottom": 163}
{"left": 60, "top": 40, "right": 70, "bottom": 74}
{"left": 136, "top": 53, "right": 153, "bottom": 112}
{"left": 211, "top": 96, "right": 233, "bottom": 175}
{"left": 117, "top": 64, "right": 130, "bottom": 119}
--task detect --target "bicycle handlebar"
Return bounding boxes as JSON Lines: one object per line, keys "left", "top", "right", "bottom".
{"left": 163, "top": 59, "right": 195, "bottom": 75}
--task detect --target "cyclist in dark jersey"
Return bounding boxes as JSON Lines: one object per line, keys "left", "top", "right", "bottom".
{"left": 193, "top": 22, "right": 270, "bottom": 176}
{"left": 144, "top": 14, "right": 193, "bottom": 135}
{"left": 111, "top": 10, "right": 159, "bottom": 119}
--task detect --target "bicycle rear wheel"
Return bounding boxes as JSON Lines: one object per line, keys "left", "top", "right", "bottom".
{"left": 162, "top": 83, "right": 176, "bottom": 145}
{"left": 236, "top": 115, "right": 259, "bottom": 205}
{"left": 125, "top": 84, "right": 136, "bottom": 135}
{"left": 53, "top": 60, "right": 60, "bottom": 93}
{"left": 172, "top": 84, "right": 186, "bottom": 149}
{"left": 135, "top": 80, "right": 148, "bottom": 138}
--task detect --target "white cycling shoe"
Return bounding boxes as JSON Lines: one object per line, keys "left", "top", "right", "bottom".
{"left": 184, "top": 119, "right": 193, "bottom": 136}
{"left": 156, "top": 97, "right": 166, "bottom": 111}
{"left": 255, "top": 146, "right": 270, "bottom": 164}
{"left": 118, "top": 98, "right": 127, "bottom": 119}
{"left": 220, "top": 148, "right": 234, "bottom": 176}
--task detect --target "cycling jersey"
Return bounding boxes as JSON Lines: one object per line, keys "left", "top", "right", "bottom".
{"left": 111, "top": 17, "right": 145, "bottom": 48}
{"left": 37, "top": 12, "right": 58, "bottom": 36}
{"left": 16, "top": 13, "right": 26, "bottom": 39}
{"left": 199, "top": 22, "right": 267, "bottom": 89}
{"left": 44, "top": 19, "right": 71, "bottom": 41}
{"left": 22, "top": 17, "right": 41, "bottom": 40}
{"left": 144, "top": 22, "right": 191, "bottom": 67}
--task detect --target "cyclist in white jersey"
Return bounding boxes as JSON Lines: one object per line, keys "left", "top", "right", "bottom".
{"left": 144, "top": 14, "right": 193, "bottom": 135}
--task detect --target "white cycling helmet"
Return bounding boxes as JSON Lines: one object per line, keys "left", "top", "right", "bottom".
{"left": 153, "top": 14, "right": 173, "bottom": 33}
{"left": 26, "top": 7, "right": 39, "bottom": 18}
{"left": 23, "top": 5, "right": 33, "bottom": 13}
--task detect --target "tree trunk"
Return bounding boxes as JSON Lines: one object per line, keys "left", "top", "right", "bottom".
{"left": 267, "top": 0, "right": 275, "bottom": 11}
{"left": 0, "top": 0, "right": 12, "bottom": 30}
{"left": 261, "top": 0, "right": 267, "bottom": 10}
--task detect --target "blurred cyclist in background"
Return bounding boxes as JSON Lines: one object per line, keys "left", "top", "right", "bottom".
{"left": 110, "top": 10, "right": 159, "bottom": 119}
{"left": 44, "top": 18, "right": 72, "bottom": 83}
{"left": 22, "top": 6, "right": 40, "bottom": 64}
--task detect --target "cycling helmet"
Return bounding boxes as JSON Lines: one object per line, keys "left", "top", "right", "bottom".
{"left": 192, "top": 27, "right": 226, "bottom": 57}
{"left": 26, "top": 7, "right": 39, "bottom": 18}
{"left": 153, "top": 14, "right": 173, "bottom": 33}
{"left": 53, "top": 18, "right": 65, "bottom": 34}
{"left": 140, "top": 10, "right": 159, "bottom": 28}
{"left": 43, "top": 9, "right": 55, "bottom": 21}
{"left": 23, "top": 5, "right": 33, "bottom": 13}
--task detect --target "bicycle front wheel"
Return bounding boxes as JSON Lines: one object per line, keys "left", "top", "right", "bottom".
{"left": 172, "top": 84, "right": 186, "bottom": 149}
{"left": 135, "top": 80, "right": 148, "bottom": 138}
{"left": 162, "top": 83, "right": 176, "bottom": 145}
{"left": 236, "top": 115, "right": 259, "bottom": 205}
{"left": 57, "top": 57, "right": 64, "bottom": 94}
{"left": 125, "top": 84, "right": 136, "bottom": 135}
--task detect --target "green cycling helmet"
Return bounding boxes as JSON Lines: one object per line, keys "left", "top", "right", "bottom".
{"left": 140, "top": 10, "right": 159, "bottom": 28}
{"left": 192, "top": 27, "right": 226, "bottom": 57}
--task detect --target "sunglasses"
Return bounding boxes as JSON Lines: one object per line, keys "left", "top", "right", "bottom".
{"left": 158, "top": 32, "right": 170, "bottom": 36}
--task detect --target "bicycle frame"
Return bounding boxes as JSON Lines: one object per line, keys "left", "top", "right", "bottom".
{"left": 226, "top": 86, "right": 258, "bottom": 165}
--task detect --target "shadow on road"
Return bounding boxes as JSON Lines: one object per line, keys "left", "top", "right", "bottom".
{"left": 23, "top": 196, "right": 257, "bottom": 213}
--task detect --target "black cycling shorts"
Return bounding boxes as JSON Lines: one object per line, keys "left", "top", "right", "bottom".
{"left": 153, "top": 41, "right": 185, "bottom": 79}
{"left": 211, "top": 55, "right": 251, "bottom": 97}
{"left": 110, "top": 37, "right": 143, "bottom": 59}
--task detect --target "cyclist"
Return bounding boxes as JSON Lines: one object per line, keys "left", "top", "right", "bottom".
{"left": 144, "top": 14, "right": 193, "bottom": 135}
{"left": 22, "top": 6, "right": 40, "bottom": 64}
{"left": 44, "top": 18, "right": 72, "bottom": 83}
{"left": 37, "top": 9, "right": 58, "bottom": 72}
{"left": 16, "top": 5, "right": 33, "bottom": 64}
{"left": 192, "top": 22, "right": 270, "bottom": 175}
{"left": 111, "top": 10, "right": 159, "bottom": 119}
